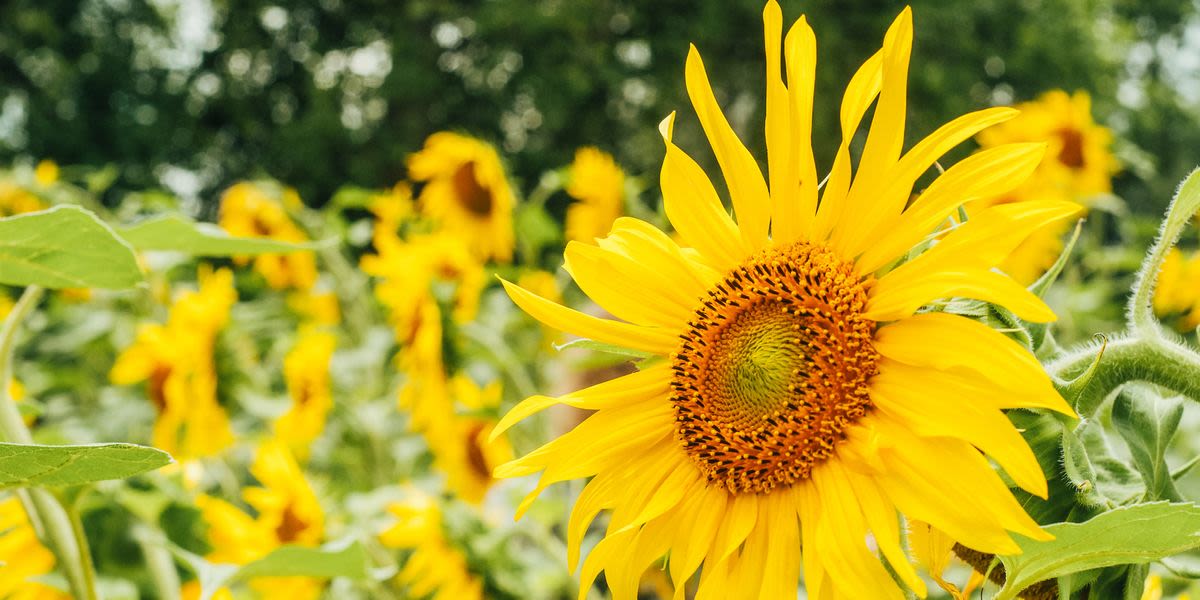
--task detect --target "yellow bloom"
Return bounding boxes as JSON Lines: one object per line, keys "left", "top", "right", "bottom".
{"left": 0, "top": 497, "right": 71, "bottom": 600}
{"left": 286, "top": 290, "right": 341, "bottom": 326}
{"left": 978, "top": 90, "right": 1118, "bottom": 199}
{"left": 1155, "top": 249, "right": 1200, "bottom": 332}
{"left": 0, "top": 181, "right": 45, "bottom": 217}
{"left": 494, "top": 5, "right": 1077, "bottom": 598}
{"left": 198, "top": 440, "right": 325, "bottom": 600}
{"left": 973, "top": 90, "right": 1118, "bottom": 283}
{"left": 566, "top": 147, "right": 626, "bottom": 244}
{"left": 111, "top": 267, "right": 236, "bottom": 461}
{"left": 219, "top": 182, "right": 318, "bottom": 290}
{"left": 181, "top": 582, "right": 232, "bottom": 600}
{"left": 425, "top": 376, "right": 513, "bottom": 504}
{"left": 276, "top": 329, "right": 336, "bottom": 460}
{"left": 408, "top": 132, "right": 515, "bottom": 263}
{"left": 33, "top": 161, "right": 59, "bottom": 187}
{"left": 380, "top": 493, "right": 483, "bottom": 600}
{"left": 368, "top": 182, "right": 415, "bottom": 244}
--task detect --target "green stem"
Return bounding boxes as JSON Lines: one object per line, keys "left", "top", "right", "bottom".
{"left": 1127, "top": 168, "right": 1200, "bottom": 338}
{"left": 136, "top": 526, "right": 182, "bottom": 600}
{"left": 66, "top": 500, "right": 100, "bottom": 600}
{"left": 1047, "top": 334, "right": 1200, "bottom": 418}
{"left": 0, "top": 285, "right": 95, "bottom": 599}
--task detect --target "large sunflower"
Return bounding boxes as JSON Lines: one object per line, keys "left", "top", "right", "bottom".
{"left": 493, "top": 4, "right": 1078, "bottom": 599}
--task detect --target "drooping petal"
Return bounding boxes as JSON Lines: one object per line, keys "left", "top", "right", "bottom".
{"left": 866, "top": 267, "right": 1056, "bottom": 323}
{"left": 874, "top": 312, "right": 1073, "bottom": 415}
{"left": 565, "top": 241, "right": 701, "bottom": 328}
{"left": 500, "top": 278, "right": 679, "bottom": 355}
{"left": 809, "top": 463, "right": 905, "bottom": 599}
{"left": 685, "top": 47, "right": 771, "bottom": 249}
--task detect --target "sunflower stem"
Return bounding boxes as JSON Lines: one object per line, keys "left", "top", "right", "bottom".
{"left": 1126, "top": 167, "right": 1200, "bottom": 339}
{"left": 0, "top": 285, "right": 96, "bottom": 600}
{"left": 1047, "top": 334, "right": 1200, "bottom": 418}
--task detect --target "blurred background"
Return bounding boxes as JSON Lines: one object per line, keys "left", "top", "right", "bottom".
{"left": 2, "top": 0, "right": 1199, "bottom": 215}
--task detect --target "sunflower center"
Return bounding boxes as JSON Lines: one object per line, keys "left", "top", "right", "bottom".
{"left": 670, "top": 241, "right": 878, "bottom": 495}
{"left": 1056, "top": 127, "right": 1085, "bottom": 169}
{"left": 451, "top": 161, "right": 494, "bottom": 217}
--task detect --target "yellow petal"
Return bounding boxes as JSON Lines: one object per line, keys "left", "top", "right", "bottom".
{"left": 659, "top": 113, "right": 751, "bottom": 270}
{"left": 685, "top": 46, "right": 771, "bottom": 249}
{"left": 833, "top": 8, "right": 912, "bottom": 255}
{"left": 564, "top": 241, "right": 698, "bottom": 328}
{"left": 763, "top": 1, "right": 799, "bottom": 242}
{"left": 780, "top": 16, "right": 819, "bottom": 243}
{"left": 857, "top": 142, "right": 1046, "bottom": 273}
{"left": 840, "top": 106, "right": 1020, "bottom": 258}
{"left": 872, "top": 359, "right": 1048, "bottom": 497}
{"left": 501, "top": 278, "right": 678, "bottom": 355}
{"left": 491, "top": 363, "right": 671, "bottom": 441}
{"left": 866, "top": 267, "right": 1056, "bottom": 323}
{"left": 813, "top": 50, "right": 883, "bottom": 241}
{"left": 810, "top": 462, "right": 905, "bottom": 599}
{"left": 874, "top": 312, "right": 1073, "bottom": 415}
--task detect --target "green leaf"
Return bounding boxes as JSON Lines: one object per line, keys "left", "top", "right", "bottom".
{"left": 1112, "top": 387, "right": 1184, "bottom": 501}
{"left": 0, "top": 205, "right": 142, "bottom": 289}
{"left": 0, "top": 442, "right": 172, "bottom": 489}
{"left": 513, "top": 203, "right": 561, "bottom": 260}
{"left": 995, "top": 502, "right": 1200, "bottom": 600}
{"left": 554, "top": 337, "right": 653, "bottom": 359}
{"left": 233, "top": 542, "right": 372, "bottom": 581}
{"left": 119, "top": 214, "right": 321, "bottom": 256}
{"left": 173, "top": 540, "right": 371, "bottom": 600}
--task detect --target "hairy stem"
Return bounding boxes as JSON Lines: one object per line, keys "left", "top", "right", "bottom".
{"left": 1127, "top": 168, "right": 1200, "bottom": 338}
{"left": 1047, "top": 334, "right": 1200, "bottom": 418}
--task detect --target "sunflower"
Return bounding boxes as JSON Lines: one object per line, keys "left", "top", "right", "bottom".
{"left": 111, "top": 267, "right": 236, "bottom": 461}
{"left": 425, "top": 376, "right": 513, "bottom": 504}
{"left": 408, "top": 132, "right": 515, "bottom": 263}
{"left": 197, "top": 440, "right": 325, "bottom": 600}
{"left": 276, "top": 329, "right": 337, "bottom": 460}
{"left": 0, "top": 496, "right": 71, "bottom": 600}
{"left": 565, "top": 147, "right": 626, "bottom": 244}
{"left": 0, "top": 180, "right": 45, "bottom": 217}
{"left": 1155, "top": 248, "right": 1200, "bottom": 332}
{"left": 493, "top": 4, "right": 1077, "bottom": 598}
{"left": 380, "top": 492, "right": 484, "bottom": 600}
{"left": 972, "top": 89, "right": 1118, "bottom": 283}
{"left": 219, "top": 181, "right": 318, "bottom": 291}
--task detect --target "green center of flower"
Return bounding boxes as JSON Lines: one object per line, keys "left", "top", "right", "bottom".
{"left": 670, "top": 242, "right": 878, "bottom": 495}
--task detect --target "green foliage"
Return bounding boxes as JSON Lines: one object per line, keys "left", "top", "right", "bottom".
{"left": 0, "top": 206, "right": 142, "bottom": 289}
{"left": 1112, "top": 387, "right": 1184, "bottom": 501}
{"left": 996, "top": 503, "right": 1200, "bottom": 599}
{"left": 0, "top": 442, "right": 171, "bottom": 489}
{"left": 177, "top": 541, "right": 373, "bottom": 600}
{"left": 119, "top": 214, "right": 321, "bottom": 256}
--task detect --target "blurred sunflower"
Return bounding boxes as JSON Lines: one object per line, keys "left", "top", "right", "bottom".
{"left": 426, "top": 376, "right": 512, "bottom": 504}
{"left": 111, "top": 267, "right": 236, "bottom": 461}
{"left": 565, "top": 147, "right": 626, "bottom": 244}
{"left": 0, "top": 496, "right": 71, "bottom": 600}
{"left": 198, "top": 440, "right": 325, "bottom": 600}
{"left": 219, "top": 181, "right": 318, "bottom": 291}
{"left": 381, "top": 493, "right": 484, "bottom": 600}
{"left": 181, "top": 582, "right": 232, "bottom": 600}
{"left": 408, "top": 132, "right": 515, "bottom": 263}
{"left": 276, "top": 329, "right": 337, "bottom": 460}
{"left": 1155, "top": 248, "right": 1200, "bottom": 332}
{"left": 33, "top": 160, "right": 59, "bottom": 187}
{"left": 494, "top": 4, "right": 1077, "bottom": 598}
{"left": 973, "top": 89, "right": 1119, "bottom": 283}
{"left": 0, "top": 180, "right": 45, "bottom": 217}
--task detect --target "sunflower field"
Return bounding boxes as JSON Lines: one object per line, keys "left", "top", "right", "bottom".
{"left": 8, "top": 1, "right": 1200, "bottom": 599}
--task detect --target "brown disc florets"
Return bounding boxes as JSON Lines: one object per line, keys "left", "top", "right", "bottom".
{"left": 670, "top": 242, "right": 879, "bottom": 494}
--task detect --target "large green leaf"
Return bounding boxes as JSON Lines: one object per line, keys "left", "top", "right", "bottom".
{"left": 119, "top": 214, "right": 320, "bottom": 256}
{"left": 0, "top": 205, "right": 142, "bottom": 289}
{"left": 0, "top": 442, "right": 172, "bottom": 489}
{"left": 994, "top": 502, "right": 1200, "bottom": 600}
{"left": 1112, "top": 387, "right": 1184, "bottom": 501}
